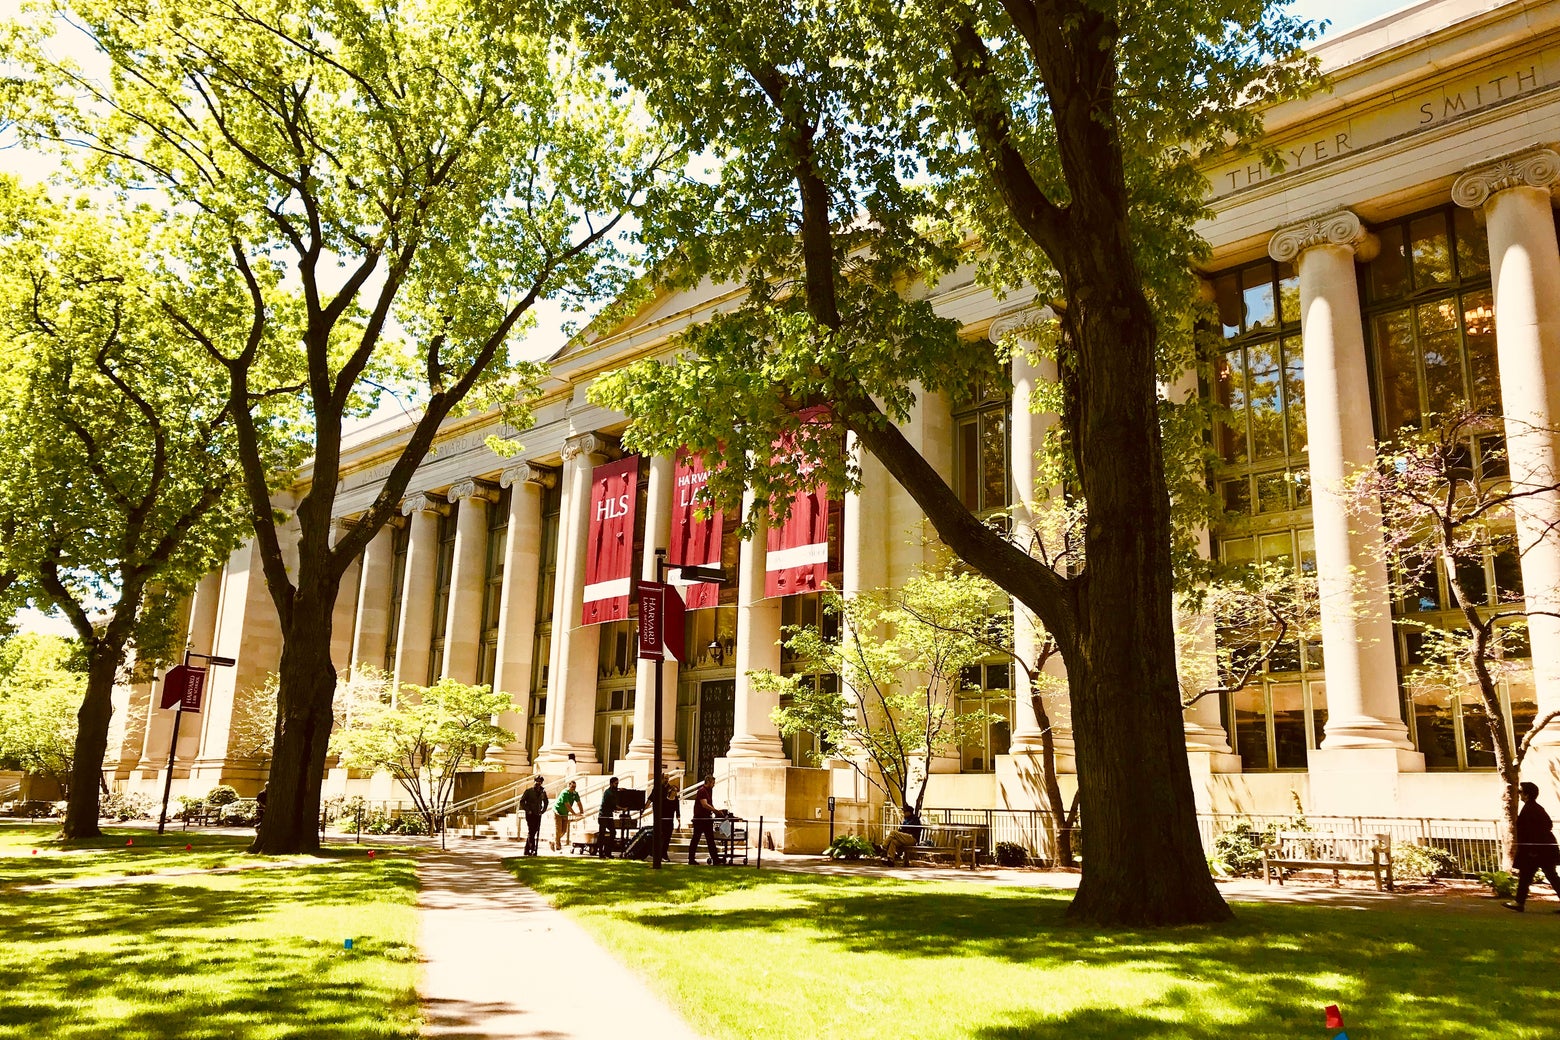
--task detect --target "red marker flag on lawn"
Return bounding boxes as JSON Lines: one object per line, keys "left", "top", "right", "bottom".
{"left": 766, "top": 407, "right": 832, "bottom": 598}
{"left": 582, "top": 456, "right": 640, "bottom": 625}
{"left": 668, "top": 449, "right": 723, "bottom": 611}
{"left": 1325, "top": 1005, "right": 1345, "bottom": 1031}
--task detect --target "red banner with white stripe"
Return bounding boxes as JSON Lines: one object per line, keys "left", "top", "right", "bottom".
{"left": 668, "top": 448, "right": 723, "bottom": 611}
{"left": 766, "top": 408, "right": 832, "bottom": 598}
{"left": 582, "top": 456, "right": 640, "bottom": 625}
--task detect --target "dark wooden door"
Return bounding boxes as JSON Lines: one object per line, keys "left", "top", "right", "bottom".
{"left": 696, "top": 679, "right": 736, "bottom": 780}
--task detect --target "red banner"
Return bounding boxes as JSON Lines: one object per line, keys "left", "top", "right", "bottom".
{"left": 668, "top": 448, "right": 724, "bottom": 611}
{"left": 766, "top": 408, "right": 832, "bottom": 598}
{"left": 582, "top": 456, "right": 640, "bottom": 625}
{"left": 636, "top": 581, "right": 686, "bottom": 662}
{"left": 159, "top": 665, "right": 206, "bottom": 713}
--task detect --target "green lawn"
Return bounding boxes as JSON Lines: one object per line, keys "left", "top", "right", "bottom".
{"left": 508, "top": 858, "right": 1556, "bottom": 1040}
{"left": 0, "top": 830, "right": 420, "bottom": 1040}
{"left": 0, "top": 823, "right": 264, "bottom": 884}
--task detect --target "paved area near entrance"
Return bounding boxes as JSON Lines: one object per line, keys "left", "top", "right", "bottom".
{"left": 417, "top": 850, "right": 704, "bottom": 1040}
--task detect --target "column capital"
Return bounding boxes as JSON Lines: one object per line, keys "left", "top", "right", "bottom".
{"left": 499, "top": 462, "right": 558, "bottom": 490}
{"left": 446, "top": 479, "right": 498, "bottom": 505}
{"left": 1268, "top": 209, "right": 1375, "bottom": 263}
{"left": 989, "top": 305, "right": 1055, "bottom": 343}
{"left": 400, "top": 491, "right": 447, "bottom": 517}
{"left": 1452, "top": 147, "right": 1560, "bottom": 209}
{"left": 561, "top": 432, "right": 610, "bottom": 462}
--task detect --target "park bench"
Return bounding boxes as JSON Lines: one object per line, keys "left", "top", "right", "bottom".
{"left": 905, "top": 822, "right": 986, "bottom": 870}
{"left": 1262, "top": 830, "right": 1394, "bottom": 891}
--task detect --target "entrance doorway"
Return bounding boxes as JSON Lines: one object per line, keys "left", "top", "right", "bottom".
{"left": 696, "top": 679, "right": 735, "bottom": 781}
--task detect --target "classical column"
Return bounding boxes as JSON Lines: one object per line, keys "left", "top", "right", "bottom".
{"left": 392, "top": 492, "right": 445, "bottom": 692}
{"left": 997, "top": 309, "right": 1077, "bottom": 769}
{"left": 489, "top": 463, "right": 553, "bottom": 770}
{"left": 441, "top": 480, "right": 497, "bottom": 683}
{"left": 537, "top": 434, "right": 608, "bottom": 767}
{"left": 328, "top": 518, "right": 362, "bottom": 673}
{"left": 1453, "top": 148, "right": 1560, "bottom": 751}
{"left": 1269, "top": 211, "right": 1420, "bottom": 788}
{"left": 728, "top": 489, "right": 787, "bottom": 759}
{"left": 628, "top": 454, "right": 683, "bottom": 767}
{"left": 349, "top": 520, "right": 400, "bottom": 678}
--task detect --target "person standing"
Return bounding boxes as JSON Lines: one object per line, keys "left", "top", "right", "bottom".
{"left": 1506, "top": 781, "right": 1560, "bottom": 912}
{"left": 552, "top": 780, "right": 583, "bottom": 852}
{"left": 688, "top": 774, "right": 723, "bottom": 866}
{"left": 595, "top": 776, "right": 621, "bottom": 858}
{"left": 518, "top": 775, "right": 549, "bottom": 857}
{"left": 653, "top": 770, "right": 681, "bottom": 862}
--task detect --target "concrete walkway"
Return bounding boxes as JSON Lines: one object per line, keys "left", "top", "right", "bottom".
{"left": 417, "top": 851, "right": 703, "bottom": 1040}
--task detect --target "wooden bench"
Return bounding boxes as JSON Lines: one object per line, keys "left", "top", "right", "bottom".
{"left": 1262, "top": 831, "right": 1394, "bottom": 891}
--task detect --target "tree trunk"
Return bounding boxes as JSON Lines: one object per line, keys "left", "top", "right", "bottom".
{"left": 251, "top": 589, "right": 337, "bottom": 855}
{"left": 62, "top": 650, "right": 121, "bottom": 839}
{"left": 1032, "top": 693, "right": 1074, "bottom": 868}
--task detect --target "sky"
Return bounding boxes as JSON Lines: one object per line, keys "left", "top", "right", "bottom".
{"left": 4, "top": 0, "right": 1440, "bottom": 638}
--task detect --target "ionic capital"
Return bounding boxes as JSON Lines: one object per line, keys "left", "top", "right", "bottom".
{"left": 561, "top": 432, "right": 609, "bottom": 463}
{"left": 400, "top": 492, "right": 447, "bottom": 517}
{"left": 500, "top": 462, "right": 558, "bottom": 490}
{"left": 1268, "top": 210, "right": 1376, "bottom": 263}
{"left": 1452, "top": 147, "right": 1560, "bottom": 209}
{"left": 446, "top": 479, "right": 498, "bottom": 505}
{"left": 988, "top": 306, "right": 1054, "bottom": 343}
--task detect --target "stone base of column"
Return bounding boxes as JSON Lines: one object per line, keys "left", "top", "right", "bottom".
{"left": 1006, "top": 733, "right": 1075, "bottom": 773}
{"left": 534, "top": 743, "right": 601, "bottom": 770}
{"left": 188, "top": 757, "right": 269, "bottom": 796}
{"left": 1183, "top": 750, "right": 1247, "bottom": 815}
{"left": 723, "top": 734, "right": 788, "bottom": 760}
{"left": 483, "top": 745, "right": 532, "bottom": 773}
{"left": 714, "top": 757, "right": 826, "bottom": 853}
{"left": 1320, "top": 714, "right": 1416, "bottom": 751}
{"left": 995, "top": 752, "right": 1079, "bottom": 817}
{"left": 1184, "top": 721, "right": 1237, "bottom": 758}
{"left": 1306, "top": 746, "right": 1427, "bottom": 816}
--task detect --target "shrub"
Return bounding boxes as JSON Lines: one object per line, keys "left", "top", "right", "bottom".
{"left": 1210, "top": 821, "right": 1270, "bottom": 877}
{"left": 204, "top": 785, "right": 240, "bottom": 807}
{"left": 1479, "top": 870, "right": 1517, "bottom": 899}
{"left": 101, "top": 791, "right": 155, "bottom": 821}
{"left": 826, "top": 834, "right": 874, "bottom": 861}
{"left": 219, "top": 799, "right": 260, "bottom": 826}
{"left": 993, "top": 841, "right": 1028, "bottom": 867}
{"left": 175, "top": 795, "right": 206, "bottom": 821}
{"left": 1392, "top": 841, "right": 1460, "bottom": 880}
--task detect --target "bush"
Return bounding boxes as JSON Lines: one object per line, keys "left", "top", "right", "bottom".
{"left": 219, "top": 799, "right": 260, "bottom": 826}
{"left": 1209, "top": 821, "right": 1271, "bottom": 877}
{"left": 175, "top": 794, "right": 206, "bottom": 821}
{"left": 101, "top": 791, "right": 155, "bottom": 821}
{"left": 1392, "top": 841, "right": 1460, "bottom": 880}
{"left": 826, "top": 834, "right": 874, "bottom": 861}
{"left": 993, "top": 841, "right": 1028, "bottom": 867}
{"left": 204, "top": 785, "right": 240, "bottom": 807}
{"left": 1480, "top": 870, "right": 1518, "bottom": 899}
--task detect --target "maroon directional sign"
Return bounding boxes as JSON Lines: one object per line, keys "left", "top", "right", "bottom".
{"left": 636, "top": 581, "right": 686, "bottom": 663}
{"left": 159, "top": 665, "right": 207, "bottom": 713}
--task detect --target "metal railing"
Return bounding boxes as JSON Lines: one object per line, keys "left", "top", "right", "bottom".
{"left": 880, "top": 805, "right": 1506, "bottom": 876}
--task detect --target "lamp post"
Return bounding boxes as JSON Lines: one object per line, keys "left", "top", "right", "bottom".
{"left": 155, "top": 650, "right": 237, "bottom": 834}
{"left": 642, "top": 550, "right": 725, "bottom": 870}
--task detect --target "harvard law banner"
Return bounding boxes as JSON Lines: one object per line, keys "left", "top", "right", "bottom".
{"left": 582, "top": 456, "right": 640, "bottom": 625}
{"left": 668, "top": 448, "right": 724, "bottom": 611}
{"left": 766, "top": 408, "right": 831, "bottom": 598}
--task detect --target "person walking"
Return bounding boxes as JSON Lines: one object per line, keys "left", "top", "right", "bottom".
{"left": 594, "top": 776, "right": 621, "bottom": 858}
{"left": 688, "top": 774, "right": 723, "bottom": 866}
{"left": 552, "top": 779, "right": 583, "bottom": 852}
{"left": 653, "top": 770, "right": 681, "bottom": 862}
{"left": 518, "top": 775, "right": 549, "bottom": 857}
{"left": 1505, "top": 781, "right": 1560, "bottom": 912}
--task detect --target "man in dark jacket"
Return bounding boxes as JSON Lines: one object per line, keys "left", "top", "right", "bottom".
{"left": 652, "top": 770, "right": 681, "bottom": 862}
{"left": 1506, "top": 781, "right": 1560, "bottom": 912}
{"left": 688, "top": 774, "right": 723, "bottom": 865}
{"left": 595, "top": 776, "right": 621, "bottom": 858}
{"left": 518, "top": 775, "right": 549, "bottom": 857}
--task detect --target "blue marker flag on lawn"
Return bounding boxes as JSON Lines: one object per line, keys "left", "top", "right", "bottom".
{"left": 344, "top": 939, "right": 354, "bottom": 951}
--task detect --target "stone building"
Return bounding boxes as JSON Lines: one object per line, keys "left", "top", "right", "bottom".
{"left": 104, "top": 0, "right": 1560, "bottom": 848}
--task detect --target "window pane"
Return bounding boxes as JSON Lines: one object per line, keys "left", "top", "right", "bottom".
{"left": 1242, "top": 264, "right": 1277, "bottom": 331}
{"left": 1417, "top": 300, "right": 1465, "bottom": 418}
{"left": 1374, "top": 310, "right": 1420, "bottom": 434}
{"left": 1216, "top": 349, "right": 1248, "bottom": 464}
{"left": 1214, "top": 272, "right": 1243, "bottom": 337}
{"left": 1412, "top": 688, "right": 1459, "bottom": 768}
{"left": 1462, "top": 290, "right": 1500, "bottom": 412}
{"left": 1221, "top": 536, "right": 1255, "bottom": 566}
{"left": 1282, "top": 340, "right": 1306, "bottom": 454}
{"left": 957, "top": 420, "right": 979, "bottom": 510}
{"left": 1370, "top": 224, "right": 1409, "bottom": 300}
{"left": 1460, "top": 690, "right": 1498, "bottom": 769}
{"left": 1271, "top": 683, "right": 1308, "bottom": 768}
{"left": 1259, "top": 530, "right": 1294, "bottom": 568}
{"left": 1297, "top": 529, "right": 1317, "bottom": 574}
{"left": 1308, "top": 680, "right": 1328, "bottom": 748}
{"left": 1494, "top": 544, "right": 1524, "bottom": 600}
{"left": 1247, "top": 341, "right": 1285, "bottom": 460}
{"left": 1451, "top": 556, "right": 1488, "bottom": 608}
{"left": 1453, "top": 205, "right": 1490, "bottom": 278}
{"left": 980, "top": 409, "right": 1009, "bottom": 511}
{"left": 1509, "top": 675, "right": 1537, "bottom": 753}
{"left": 985, "top": 663, "right": 1012, "bottom": 690}
{"left": 1409, "top": 213, "right": 1453, "bottom": 288}
{"left": 1277, "top": 262, "right": 1300, "bottom": 325}
{"left": 1232, "top": 687, "right": 1271, "bottom": 771}
{"left": 1256, "top": 472, "right": 1290, "bottom": 514}
{"left": 1221, "top": 478, "right": 1251, "bottom": 517}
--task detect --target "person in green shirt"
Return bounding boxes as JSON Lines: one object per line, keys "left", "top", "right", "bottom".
{"left": 552, "top": 780, "right": 583, "bottom": 852}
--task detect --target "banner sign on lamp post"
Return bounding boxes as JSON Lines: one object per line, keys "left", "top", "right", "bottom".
{"left": 668, "top": 449, "right": 724, "bottom": 611}
{"left": 159, "top": 664, "right": 207, "bottom": 713}
{"left": 766, "top": 407, "right": 832, "bottom": 598}
{"left": 636, "top": 581, "right": 686, "bottom": 662}
{"left": 582, "top": 456, "right": 641, "bottom": 625}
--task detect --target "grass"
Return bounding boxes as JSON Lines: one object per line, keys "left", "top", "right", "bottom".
{"left": 0, "top": 827, "right": 420, "bottom": 1040}
{"left": 508, "top": 858, "right": 1558, "bottom": 1040}
{"left": 0, "top": 823, "right": 264, "bottom": 885}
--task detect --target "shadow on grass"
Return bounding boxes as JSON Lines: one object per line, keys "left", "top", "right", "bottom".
{"left": 507, "top": 858, "right": 1559, "bottom": 1040}
{"left": 0, "top": 860, "right": 419, "bottom": 1040}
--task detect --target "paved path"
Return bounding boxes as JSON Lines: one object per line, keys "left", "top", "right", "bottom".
{"left": 417, "top": 851, "right": 703, "bottom": 1040}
